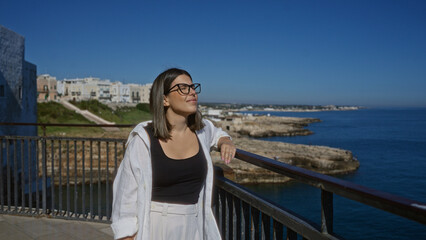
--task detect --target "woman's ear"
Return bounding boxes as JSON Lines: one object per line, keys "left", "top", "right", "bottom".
{"left": 163, "top": 95, "right": 170, "bottom": 107}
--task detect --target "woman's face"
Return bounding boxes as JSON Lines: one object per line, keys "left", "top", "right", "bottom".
{"left": 164, "top": 74, "right": 198, "bottom": 117}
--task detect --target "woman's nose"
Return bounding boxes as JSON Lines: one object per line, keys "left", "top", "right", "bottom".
{"left": 188, "top": 87, "right": 197, "bottom": 95}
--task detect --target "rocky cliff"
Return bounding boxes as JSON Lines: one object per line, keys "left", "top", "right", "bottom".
{"left": 211, "top": 115, "right": 360, "bottom": 183}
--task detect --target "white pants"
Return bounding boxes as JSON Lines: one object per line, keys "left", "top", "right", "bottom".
{"left": 150, "top": 201, "right": 202, "bottom": 240}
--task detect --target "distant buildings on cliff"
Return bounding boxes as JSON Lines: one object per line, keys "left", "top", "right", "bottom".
{"left": 37, "top": 74, "right": 152, "bottom": 104}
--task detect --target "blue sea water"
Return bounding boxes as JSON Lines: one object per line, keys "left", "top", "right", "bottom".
{"left": 242, "top": 108, "right": 426, "bottom": 239}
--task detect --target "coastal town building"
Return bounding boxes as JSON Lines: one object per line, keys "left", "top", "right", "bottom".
{"left": 111, "top": 82, "right": 130, "bottom": 103}
{"left": 57, "top": 77, "right": 108, "bottom": 101}
{"left": 52, "top": 77, "right": 152, "bottom": 103}
{"left": 202, "top": 109, "right": 223, "bottom": 121}
{"left": 129, "top": 83, "right": 152, "bottom": 103}
{"left": 37, "top": 74, "right": 58, "bottom": 101}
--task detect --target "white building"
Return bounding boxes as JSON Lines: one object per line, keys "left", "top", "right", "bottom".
{"left": 57, "top": 77, "right": 151, "bottom": 104}
{"left": 111, "top": 82, "right": 130, "bottom": 103}
{"left": 141, "top": 83, "right": 152, "bottom": 103}
{"left": 129, "top": 83, "right": 152, "bottom": 103}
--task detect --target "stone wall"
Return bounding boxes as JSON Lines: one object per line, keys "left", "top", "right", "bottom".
{"left": 0, "top": 25, "right": 37, "bottom": 135}
{"left": 0, "top": 25, "right": 38, "bottom": 197}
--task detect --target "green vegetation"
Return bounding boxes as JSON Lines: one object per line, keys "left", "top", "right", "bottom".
{"left": 136, "top": 103, "right": 150, "bottom": 112}
{"left": 38, "top": 101, "right": 90, "bottom": 124}
{"left": 37, "top": 100, "right": 152, "bottom": 137}
{"left": 72, "top": 100, "right": 151, "bottom": 124}
{"left": 37, "top": 102, "right": 103, "bottom": 136}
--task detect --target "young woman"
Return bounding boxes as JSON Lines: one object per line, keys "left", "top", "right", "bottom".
{"left": 111, "top": 68, "right": 236, "bottom": 240}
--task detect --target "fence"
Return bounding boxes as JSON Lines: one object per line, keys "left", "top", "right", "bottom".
{"left": 214, "top": 149, "right": 426, "bottom": 240}
{"left": 0, "top": 135, "right": 125, "bottom": 222}
{"left": 1, "top": 123, "right": 426, "bottom": 239}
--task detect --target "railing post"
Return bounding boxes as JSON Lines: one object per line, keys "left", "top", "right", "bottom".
{"left": 42, "top": 136, "right": 47, "bottom": 214}
{"left": 234, "top": 197, "right": 242, "bottom": 240}
{"left": 286, "top": 228, "right": 297, "bottom": 240}
{"left": 261, "top": 213, "right": 271, "bottom": 240}
{"left": 272, "top": 219, "right": 283, "bottom": 240}
{"left": 226, "top": 192, "right": 234, "bottom": 240}
{"left": 7, "top": 139, "right": 11, "bottom": 211}
{"left": 0, "top": 138, "right": 4, "bottom": 210}
{"left": 42, "top": 125, "right": 46, "bottom": 137}
{"left": 321, "top": 189, "right": 334, "bottom": 234}
{"left": 21, "top": 139, "right": 25, "bottom": 211}
{"left": 13, "top": 139, "right": 18, "bottom": 211}
{"left": 50, "top": 139, "right": 55, "bottom": 214}
{"left": 252, "top": 207, "right": 260, "bottom": 240}
{"left": 242, "top": 201, "right": 250, "bottom": 240}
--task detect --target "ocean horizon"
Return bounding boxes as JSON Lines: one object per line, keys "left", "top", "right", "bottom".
{"left": 242, "top": 108, "right": 426, "bottom": 239}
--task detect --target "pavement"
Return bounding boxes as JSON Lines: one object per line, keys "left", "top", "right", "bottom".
{"left": 0, "top": 214, "right": 114, "bottom": 240}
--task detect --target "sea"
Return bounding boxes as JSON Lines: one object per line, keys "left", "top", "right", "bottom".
{"left": 241, "top": 108, "right": 426, "bottom": 240}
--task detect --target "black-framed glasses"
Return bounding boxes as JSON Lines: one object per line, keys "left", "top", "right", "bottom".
{"left": 166, "top": 83, "right": 201, "bottom": 95}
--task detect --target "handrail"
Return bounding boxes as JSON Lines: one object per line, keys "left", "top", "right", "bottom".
{"left": 235, "top": 149, "right": 426, "bottom": 225}
{"left": 215, "top": 174, "right": 342, "bottom": 240}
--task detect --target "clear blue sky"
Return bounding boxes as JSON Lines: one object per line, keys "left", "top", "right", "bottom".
{"left": 2, "top": 0, "right": 426, "bottom": 107}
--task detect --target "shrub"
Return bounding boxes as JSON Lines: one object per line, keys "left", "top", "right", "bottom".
{"left": 136, "top": 103, "right": 150, "bottom": 113}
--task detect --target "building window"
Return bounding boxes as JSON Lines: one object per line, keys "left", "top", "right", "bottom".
{"left": 0, "top": 85, "right": 4, "bottom": 97}
{"left": 44, "top": 85, "right": 48, "bottom": 91}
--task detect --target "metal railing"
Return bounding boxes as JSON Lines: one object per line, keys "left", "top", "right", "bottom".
{"left": 214, "top": 149, "right": 426, "bottom": 240}
{"left": 0, "top": 134, "right": 125, "bottom": 222}
{"left": 1, "top": 123, "right": 426, "bottom": 239}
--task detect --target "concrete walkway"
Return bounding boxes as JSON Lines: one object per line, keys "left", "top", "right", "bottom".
{"left": 0, "top": 214, "right": 113, "bottom": 240}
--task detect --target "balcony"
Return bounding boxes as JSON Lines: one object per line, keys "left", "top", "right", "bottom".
{"left": 0, "top": 123, "right": 425, "bottom": 239}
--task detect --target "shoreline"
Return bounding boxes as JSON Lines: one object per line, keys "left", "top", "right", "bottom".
{"left": 212, "top": 115, "right": 360, "bottom": 184}
{"left": 238, "top": 106, "right": 362, "bottom": 113}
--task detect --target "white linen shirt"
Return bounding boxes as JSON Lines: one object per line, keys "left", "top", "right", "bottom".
{"left": 111, "top": 119, "right": 229, "bottom": 240}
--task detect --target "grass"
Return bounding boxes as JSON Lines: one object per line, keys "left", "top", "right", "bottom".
{"left": 37, "top": 102, "right": 104, "bottom": 136}
{"left": 37, "top": 100, "right": 151, "bottom": 137}
{"left": 72, "top": 100, "right": 151, "bottom": 124}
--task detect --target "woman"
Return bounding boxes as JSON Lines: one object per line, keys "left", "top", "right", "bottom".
{"left": 111, "top": 68, "right": 236, "bottom": 240}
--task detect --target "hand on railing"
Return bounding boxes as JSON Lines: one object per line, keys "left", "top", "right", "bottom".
{"left": 217, "top": 137, "right": 236, "bottom": 164}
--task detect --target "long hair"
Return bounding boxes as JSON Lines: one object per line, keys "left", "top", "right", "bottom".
{"left": 149, "top": 68, "right": 204, "bottom": 140}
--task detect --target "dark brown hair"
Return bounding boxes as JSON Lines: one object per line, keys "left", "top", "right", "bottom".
{"left": 149, "top": 68, "right": 204, "bottom": 140}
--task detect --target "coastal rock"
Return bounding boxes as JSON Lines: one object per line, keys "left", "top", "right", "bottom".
{"left": 211, "top": 116, "right": 360, "bottom": 184}
{"left": 215, "top": 115, "right": 320, "bottom": 137}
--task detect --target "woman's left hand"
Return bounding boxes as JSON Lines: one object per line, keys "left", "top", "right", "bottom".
{"left": 218, "top": 137, "right": 236, "bottom": 164}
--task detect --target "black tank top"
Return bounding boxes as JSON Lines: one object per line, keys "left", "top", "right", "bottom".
{"left": 145, "top": 126, "right": 207, "bottom": 204}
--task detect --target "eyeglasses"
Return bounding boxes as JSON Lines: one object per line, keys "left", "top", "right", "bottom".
{"left": 166, "top": 83, "right": 201, "bottom": 95}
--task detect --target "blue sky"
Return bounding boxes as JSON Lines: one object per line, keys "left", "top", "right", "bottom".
{"left": 1, "top": 0, "right": 426, "bottom": 107}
